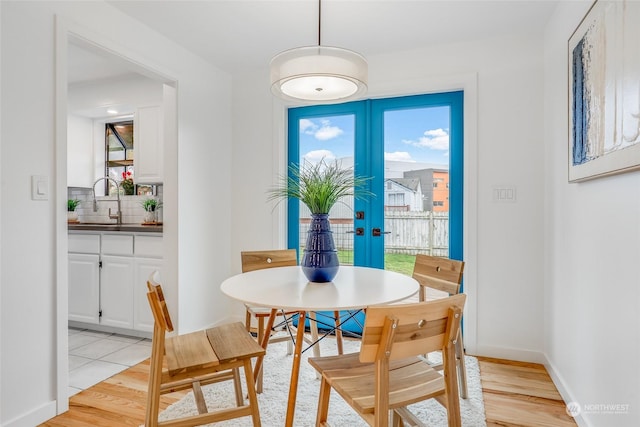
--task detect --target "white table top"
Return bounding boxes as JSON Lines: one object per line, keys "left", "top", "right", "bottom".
{"left": 220, "top": 265, "right": 419, "bottom": 311}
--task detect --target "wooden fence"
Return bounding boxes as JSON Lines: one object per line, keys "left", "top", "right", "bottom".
{"left": 298, "top": 211, "right": 449, "bottom": 257}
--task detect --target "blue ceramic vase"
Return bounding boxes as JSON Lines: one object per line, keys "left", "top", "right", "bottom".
{"left": 301, "top": 214, "right": 339, "bottom": 283}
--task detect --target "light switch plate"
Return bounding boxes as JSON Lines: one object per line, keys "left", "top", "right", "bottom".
{"left": 31, "top": 175, "right": 49, "bottom": 200}
{"left": 492, "top": 185, "right": 516, "bottom": 203}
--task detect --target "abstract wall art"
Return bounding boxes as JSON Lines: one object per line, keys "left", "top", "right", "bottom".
{"left": 568, "top": 0, "right": 640, "bottom": 182}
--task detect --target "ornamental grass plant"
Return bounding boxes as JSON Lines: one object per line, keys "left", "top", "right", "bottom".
{"left": 267, "top": 159, "right": 373, "bottom": 214}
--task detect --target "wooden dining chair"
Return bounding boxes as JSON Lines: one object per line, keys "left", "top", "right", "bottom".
{"left": 145, "top": 271, "right": 264, "bottom": 427}
{"left": 241, "top": 249, "right": 346, "bottom": 390}
{"left": 412, "top": 254, "right": 468, "bottom": 398}
{"left": 309, "top": 293, "right": 467, "bottom": 427}
{"left": 241, "top": 249, "right": 299, "bottom": 392}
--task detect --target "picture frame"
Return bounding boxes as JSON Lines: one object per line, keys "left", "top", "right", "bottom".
{"left": 568, "top": 0, "right": 640, "bottom": 182}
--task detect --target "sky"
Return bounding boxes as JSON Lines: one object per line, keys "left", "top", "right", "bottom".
{"left": 298, "top": 105, "right": 451, "bottom": 167}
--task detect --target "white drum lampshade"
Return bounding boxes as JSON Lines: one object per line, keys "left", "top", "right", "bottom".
{"left": 270, "top": 45, "right": 367, "bottom": 103}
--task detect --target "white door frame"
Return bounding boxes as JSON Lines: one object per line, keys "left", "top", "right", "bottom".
{"left": 54, "top": 16, "right": 179, "bottom": 414}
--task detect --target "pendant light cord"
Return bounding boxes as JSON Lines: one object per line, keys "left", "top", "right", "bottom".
{"left": 318, "top": 0, "right": 322, "bottom": 46}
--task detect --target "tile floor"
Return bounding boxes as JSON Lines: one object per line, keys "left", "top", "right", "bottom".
{"left": 68, "top": 327, "right": 152, "bottom": 397}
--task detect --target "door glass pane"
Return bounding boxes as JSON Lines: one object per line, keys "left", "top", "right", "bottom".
{"left": 105, "top": 121, "right": 134, "bottom": 195}
{"left": 383, "top": 106, "right": 451, "bottom": 275}
{"left": 298, "top": 114, "right": 356, "bottom": 265}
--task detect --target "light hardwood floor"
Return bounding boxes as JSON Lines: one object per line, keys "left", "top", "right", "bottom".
{"left": 40, "top": 356, "right": 577, "bottom": 427}
{"left": 478, "top": 357, "right": 577, "bottom": 427}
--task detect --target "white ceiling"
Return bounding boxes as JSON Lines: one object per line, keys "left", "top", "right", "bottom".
{"left": 67, "top": 0, "right": 560, "bottom": 114}
{"left": 106, "top": 0, "right": 560, "bottom": 74}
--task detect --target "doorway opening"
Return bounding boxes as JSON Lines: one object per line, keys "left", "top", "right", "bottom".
{"left": 56, "top": 23, "right": 178, "bottom": 413}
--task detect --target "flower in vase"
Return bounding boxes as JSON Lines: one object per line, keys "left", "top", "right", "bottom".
{"left": 121, "top": 171, "right": 134, "bottom": 195}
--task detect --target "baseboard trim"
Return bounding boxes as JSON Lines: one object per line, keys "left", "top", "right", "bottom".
{"left": 68, "top": 321, "right": 152, "bottom": 339}
{"left": 3, "top": 400, "right": 57, "bottom": 427}
{"left": 470, "top": 344, "right": 546, "bottom": 364}
{"left": 542, "top": 354, "right": 589, "bottom": 427}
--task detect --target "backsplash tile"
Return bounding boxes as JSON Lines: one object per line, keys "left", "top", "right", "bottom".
{"left": 68, "top": 186, "right": 163, "bottom": 224}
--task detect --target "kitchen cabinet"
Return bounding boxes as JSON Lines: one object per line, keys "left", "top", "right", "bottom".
{"left": 68, "top": 234, "right": 101, "bottom": 324}
{"left": 133, "top": 257, "right": 162, "bottom": 332}
{"left": 133, "top": 234, "right": 163, "bottom": 332}
{"left": 67, "top": 114, "right": 95, "bottom": 188}
{"left": 68, "top": 253, "right": 100, "bottom": 324}
{"left": 99, "top": 234, "right": 135, "bottom": 329}
{"left": 68, "top": 231, "right": 163, "bottom": 336}
{"left": 134, "top": 105, "right": 163, "bottom": 184}
{"left": 100, "top": 255, "right": 134, "bottom": 329}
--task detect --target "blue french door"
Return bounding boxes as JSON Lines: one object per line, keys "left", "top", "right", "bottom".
{"left": 288, "top": 91, "right": 463, "bottom": 332}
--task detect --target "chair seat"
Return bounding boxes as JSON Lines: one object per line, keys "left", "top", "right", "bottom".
{"left": 165, "top": 330, "right": 219, "bottom": 375}
{"left": 206, "top": 322, "right": 266, "bottom": 362}
{"left": 245, "top": 303, "right": 298, "bottom": 318}
{"left": 165, "top": 322, "right": 264, "bottom": 376}
{"left": 309, "top": 351, "right": 427, "bottom": 372}
{"left": 310, "top": 354, "right": 444, "bottom": 414}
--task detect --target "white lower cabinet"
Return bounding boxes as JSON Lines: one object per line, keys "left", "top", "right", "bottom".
{"left": 133, "top": 257, "right": 163, "bottom": 332}
{"left": 68, "top": 232, "right": 162, "bottom": 335}
{"left": 100, "top": 255, "right": 135, "bottom": 329}
{"left": 68, "top": 253, "right": 100, "bottom": 324}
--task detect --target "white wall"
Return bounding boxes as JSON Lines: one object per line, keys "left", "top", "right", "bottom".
{"left": 232, "top": 32, "right": 546, "bottom": 361}
{"left": 0, "top": 1, "right": 232, "bottom": 425}
{"left": 543, "top": 2, "right": 640, "bottom": 426}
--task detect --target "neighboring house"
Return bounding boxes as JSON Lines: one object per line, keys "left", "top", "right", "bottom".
{"left": 403, "top": 168, "right": 449, "bottom": 212}
{"left": 430, "top": 170, "right": 450, "bottom": 212}
{"left": 384, "top": 178, "right": 423, "bottom": 211}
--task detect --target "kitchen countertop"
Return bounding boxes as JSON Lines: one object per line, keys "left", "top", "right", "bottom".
{"left": 68, "top": 222, "right": 163, "bottom": 233}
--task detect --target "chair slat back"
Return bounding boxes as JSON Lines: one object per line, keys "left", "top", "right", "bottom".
{"left": 360, "top": 293, "right": 466, "bottom": 363}
{"left": 413, "top": 254, "right": 464, "bottom": 296}
{"left": 147, "top": 271, "right": 174, "bottom": 332}
{"left": 241, "top": 249, "right": 297, "bottom": 273}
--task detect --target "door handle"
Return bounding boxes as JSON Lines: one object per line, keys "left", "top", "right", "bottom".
{"left": 346, "top": 228, "right": 365, "bottom": 236}
{"left": 372, "top": 228, "right": 391, "bottom": 237}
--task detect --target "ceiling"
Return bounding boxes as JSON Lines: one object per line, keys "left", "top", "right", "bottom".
{"left": 106, "top": 0, "right": 560, "bottom": 74}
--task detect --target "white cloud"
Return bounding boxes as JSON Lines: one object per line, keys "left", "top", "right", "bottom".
{"left": 304, "top": 150, "right": 336, "bottom": 163}
{"left": 315, "top": 120, "right": 344, "bottom": 140}
{"left": 299, "top": 119, "right": 317, "bottom": 134}
{"left": 384, "top": 151, "right": 415, "bottom": 162}
{"left": 403, "top": 128, "right": 449, "bottom": 150}
{"left": 299, "top": 118, "right": 344, "bottom": 141}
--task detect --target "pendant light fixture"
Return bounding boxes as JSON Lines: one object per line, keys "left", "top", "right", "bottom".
{"left": 270, "top": 0, "right": 368, "bottom": 103}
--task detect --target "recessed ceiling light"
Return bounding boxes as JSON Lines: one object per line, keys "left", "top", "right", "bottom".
{"left": 107, "top": 109, "right": 118, "bottom": 115}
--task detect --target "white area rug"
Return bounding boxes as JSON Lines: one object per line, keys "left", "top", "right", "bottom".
{"left": 157, "top": 337, "right": 487, "bottom": 426}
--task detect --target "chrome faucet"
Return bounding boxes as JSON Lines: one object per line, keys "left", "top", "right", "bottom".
{"left": 92, "top": 177, "right": 122, "bottom": 225}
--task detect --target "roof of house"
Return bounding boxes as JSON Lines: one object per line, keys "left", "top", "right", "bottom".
{"left": 386, "top": 178, "right": 421, "bottom": 192}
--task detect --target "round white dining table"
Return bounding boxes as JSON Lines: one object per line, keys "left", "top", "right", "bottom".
{"left": 220, "top": 265, "right": 419, "bottom": 427}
